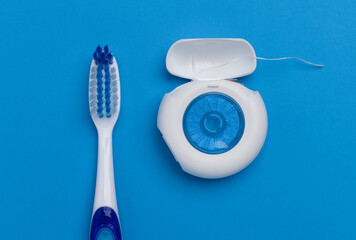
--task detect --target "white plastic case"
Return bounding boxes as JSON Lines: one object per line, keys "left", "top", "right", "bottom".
{"left": 157, "top": 39, "right": 268, "bottom": 179}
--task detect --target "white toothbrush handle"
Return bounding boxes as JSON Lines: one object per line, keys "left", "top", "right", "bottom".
{"left": 93, "top": 127, "right": 117, "bottom": 212}
{"left": 90, "top": 127, "right": 122, "bottom": 240}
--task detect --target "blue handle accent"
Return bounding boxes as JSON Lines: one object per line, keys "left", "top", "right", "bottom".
{"left": 90, "top": 207, "right": 122, "bottom": 240}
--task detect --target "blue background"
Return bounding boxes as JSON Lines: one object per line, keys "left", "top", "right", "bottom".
{"left": 0, "top": 0, "right": 355, "bottom": 239}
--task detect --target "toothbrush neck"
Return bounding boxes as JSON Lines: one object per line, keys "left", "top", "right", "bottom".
{"left": 98, "top": 127, "right": 113, "bottom": 139}
{"left": 93, "top": 127, "right": 117, "bottom": 213}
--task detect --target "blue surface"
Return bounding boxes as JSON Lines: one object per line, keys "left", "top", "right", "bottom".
{"left": 183, "top": 93, "right": 245, "bottom": 154}
{"left": 0, "top": 0, "right": 355, "bottom": 239}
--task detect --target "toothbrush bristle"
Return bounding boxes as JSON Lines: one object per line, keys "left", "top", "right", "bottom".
{"left": 89, "top": 45, "right": 119, "bottom": 119}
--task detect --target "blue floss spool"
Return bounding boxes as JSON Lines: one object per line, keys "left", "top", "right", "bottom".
{"left": 183, "top": 93, "right": 245, "bottom": 154}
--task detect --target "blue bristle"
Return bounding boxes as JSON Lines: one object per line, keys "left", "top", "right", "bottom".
{"left": 104, "top": 50, "right": 111, "bottom": 117}
{"left": 104, "top": 45, "right": 109, "bottom": 53}
{"left": 92, "top": 45, "right": 114, "bottom": 118}
{"left": 96, "top": 62, "right": 104, "bottom": 117}
{"left": 103, "top": 46, "right": 109, "bottom": 62}
{"left": 108, "top": 53, "right": 113, "bottom": 64}
{"left": 93, "top": 45, "right": 102, "bottom": 65}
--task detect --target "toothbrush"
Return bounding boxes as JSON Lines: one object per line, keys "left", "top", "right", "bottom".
{"left": 89, "top": 45, "right": 122, "bottom": 240}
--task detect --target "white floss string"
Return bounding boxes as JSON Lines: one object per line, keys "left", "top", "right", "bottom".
{"left": 256, "top": 56, "right": 324, "bottom": 67}
{"left": 193, "top": 56, "right": 324, "bottom": 79}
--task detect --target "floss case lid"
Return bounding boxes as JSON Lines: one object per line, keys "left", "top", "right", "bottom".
{"left": 166, "top": 38, "right": 256, "bottom": 81}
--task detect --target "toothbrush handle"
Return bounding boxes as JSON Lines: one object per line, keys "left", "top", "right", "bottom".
{"left": 90, "top": 207, "right": 122, "bottom": 240}
{"left": 90, "top": 128, "right": 122, "bottom": 240}
{"left": 93, "top": 128, "right": 117, "bottom": 212}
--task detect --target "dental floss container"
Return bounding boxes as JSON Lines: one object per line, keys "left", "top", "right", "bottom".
{"left": 157, "top": 38, "right": 268, "bottom": 179}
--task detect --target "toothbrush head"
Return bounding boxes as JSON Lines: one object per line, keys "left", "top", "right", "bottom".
{"left": 89, "top": 45, "right": 120, "bottom": 127}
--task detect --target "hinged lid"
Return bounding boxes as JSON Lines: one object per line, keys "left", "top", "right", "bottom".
{"left": 166, "top": 38, "right": 256, "bottom": 81}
